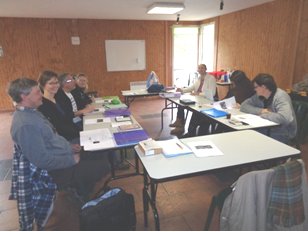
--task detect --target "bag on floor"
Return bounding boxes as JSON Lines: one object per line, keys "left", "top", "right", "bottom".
{"left": 80, "top": 187, "right": 136, "bottom": 231}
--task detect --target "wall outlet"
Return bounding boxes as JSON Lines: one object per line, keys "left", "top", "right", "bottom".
{"left": 0, "top": 46, "right": 3, "bottom": 57}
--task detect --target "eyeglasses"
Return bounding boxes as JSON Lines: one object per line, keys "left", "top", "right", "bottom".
{"left": 47, "top": 81, "right": 59, "bottom": 85}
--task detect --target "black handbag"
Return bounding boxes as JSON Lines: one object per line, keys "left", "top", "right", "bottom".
{"left": 80, "top": 187, "right": 136, "bottom": 231}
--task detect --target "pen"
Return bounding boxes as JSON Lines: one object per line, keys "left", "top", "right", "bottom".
{"left": 176, "top": 142, "right": 183, "bottom": 150}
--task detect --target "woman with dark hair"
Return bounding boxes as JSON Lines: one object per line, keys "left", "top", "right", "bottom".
{"left": 240, "top": 73, "right": 297, "bottom": 143}
{"left": 225, "top": 70, "right": 255, "bottom": 104}
{"left": 38, "top": 70, "right": 80, "bottom": 141}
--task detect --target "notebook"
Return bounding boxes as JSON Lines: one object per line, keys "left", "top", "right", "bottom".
{"left": 113, "top": 129, "right": 149, "bottom": 146}
{"left": 201, "top": 108, "right": 228, "bottom": 118}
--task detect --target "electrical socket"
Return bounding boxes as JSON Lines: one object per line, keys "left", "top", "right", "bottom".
{"left": 0, "top": 46, "right": 3, "bottom": 57}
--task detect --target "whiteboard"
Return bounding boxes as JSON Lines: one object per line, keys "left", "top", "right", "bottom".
{"left": 105, "top": 40, "right": 146, "bottom": 72}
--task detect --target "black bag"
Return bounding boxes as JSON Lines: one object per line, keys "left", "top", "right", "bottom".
{"left": 80, "top": 188, "right": 136, "bottom": 231}
{"left": 147, "top": 83, "right": 165, "bottom": 93}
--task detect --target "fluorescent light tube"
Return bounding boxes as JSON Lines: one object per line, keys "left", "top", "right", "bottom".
{"left": 147, "top": 2, "right": 185, "bottom": 15}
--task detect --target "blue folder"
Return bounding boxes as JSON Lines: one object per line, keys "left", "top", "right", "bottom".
{"left": 201, "top": 108, "right": 228, "bottom": 118}
{"left": 113, "top": 129, "right": 149, "bottom": 146}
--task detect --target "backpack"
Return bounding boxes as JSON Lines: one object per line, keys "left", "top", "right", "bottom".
{"left": 80, "top": 188, "right": 136, "bottom": 231}
{"left": 147, "top": 83, "right": 165, "bottom": 93}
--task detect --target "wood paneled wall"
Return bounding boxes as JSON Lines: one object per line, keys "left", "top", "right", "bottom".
{"left": 0, "top": 0, "right": 307, "bottom": 111}
{"left": 216, "top": 0, "right": 303, "bottom": 89}
{"left": 0, "top": 18, "right": 172, "bottom": 110}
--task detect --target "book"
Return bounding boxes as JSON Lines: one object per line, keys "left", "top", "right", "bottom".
{"left": 118, "top": 124, "right": 140, "bottom": 131}
{"left": 180, "top": 99, "right": 196, "bottom": 105}
{"left": 156, "top": 138, "right": 192, "bottom": 158}
{"left": 138, "top": 138, "right": 163, "bottom": 156}
{"left": 113, "top": 129, "right": 149, "bottom": 146}
{"left": 201, "top": 108, "right": 228, "bottom": 118}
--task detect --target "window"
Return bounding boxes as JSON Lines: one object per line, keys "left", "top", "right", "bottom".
{"left": 199, "top": 22, "right": 215, "bottom": 72}
{"left": 172, "top": 22, "right": 215, "bottom": 87}
{"left": 172, "top": 26, "right": 199, "bottom": 87}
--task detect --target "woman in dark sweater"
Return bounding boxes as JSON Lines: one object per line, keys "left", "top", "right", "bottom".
{"left": 38, "top": 70, "right": 80, "bottom": 141}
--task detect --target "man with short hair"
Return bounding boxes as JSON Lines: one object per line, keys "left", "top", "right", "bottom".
{"left": 8, "top": 77, "right": 78, "bottom": 171}
{"left": 55, "top": 73, "right": 95, "bottom": 129}
{"left": 8, "top": 77, "right": 110, "bottom": 200}
{"left": 170, "top": 64, "right": 216, "bottom": 136}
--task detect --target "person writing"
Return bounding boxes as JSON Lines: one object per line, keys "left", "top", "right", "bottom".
{"left": 169, "top": 64, "right": 216, "bottom": 136}
{"left": 240, "top": 73, "right": 297, "bottom": 143}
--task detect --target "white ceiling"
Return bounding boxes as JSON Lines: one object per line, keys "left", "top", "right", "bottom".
{"left": 0, "top": 0, "right": 274, "bottom": 21}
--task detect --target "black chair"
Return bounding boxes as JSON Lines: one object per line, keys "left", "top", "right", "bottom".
{"left": 204, "top": 186, "right": 232, "bottom": 230}
{"left": 291, "top": 100, "right": 308, "bottom": 149}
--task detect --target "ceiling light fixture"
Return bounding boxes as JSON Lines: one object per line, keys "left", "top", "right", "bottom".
{"left": 147, "top": 2, "right": 185, "bottom": 15}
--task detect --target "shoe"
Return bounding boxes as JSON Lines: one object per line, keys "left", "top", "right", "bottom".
{"left": 169, "top": 119, "right": 183, "bottom": 128}
{"left": 170, "top": 127, "right": 185, "bottom": 136}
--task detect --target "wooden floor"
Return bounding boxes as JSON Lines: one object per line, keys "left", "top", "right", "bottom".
{"left": 0, "top": 96, "right": 307, "bottom": 230}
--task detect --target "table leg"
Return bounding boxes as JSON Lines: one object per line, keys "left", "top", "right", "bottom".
{"left": 143, "top": 167, "right": 149, "bottom": 227}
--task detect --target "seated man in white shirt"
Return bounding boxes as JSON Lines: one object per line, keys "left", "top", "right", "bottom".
{"left": 170, "top": 64, "right": 216, "bottom": 136}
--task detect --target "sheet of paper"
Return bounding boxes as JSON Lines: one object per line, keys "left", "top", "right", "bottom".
{"left": 186, "top": 141, "right": 224, "bottom": 158}
{"left": 84, "top": 117, "right": 111, "bottom": 125}
{"left": 232, "top": 114, "right": 277, "bottom": 127}
{"left": 80, "top": 128, "right": 115, "bottom": 150}
{"left": 213, "top": 96, "right": 236, "bottom": 110}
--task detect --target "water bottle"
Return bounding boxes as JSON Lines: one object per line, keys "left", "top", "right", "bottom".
{"left": 224, "top": 74, "right": 228, "bottom": 82}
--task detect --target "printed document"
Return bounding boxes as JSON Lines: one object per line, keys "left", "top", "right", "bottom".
{"left": 232, "top": 114, "right": 278, "bottom": 127}
{"left": 186, "top": 141, "right": 224, "bottom": 158}
{"left": 213, "top": 96, "right": 236, "bottom": 110}
{"left": 84, "top": 117, "right": 111, "bottom": 125}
